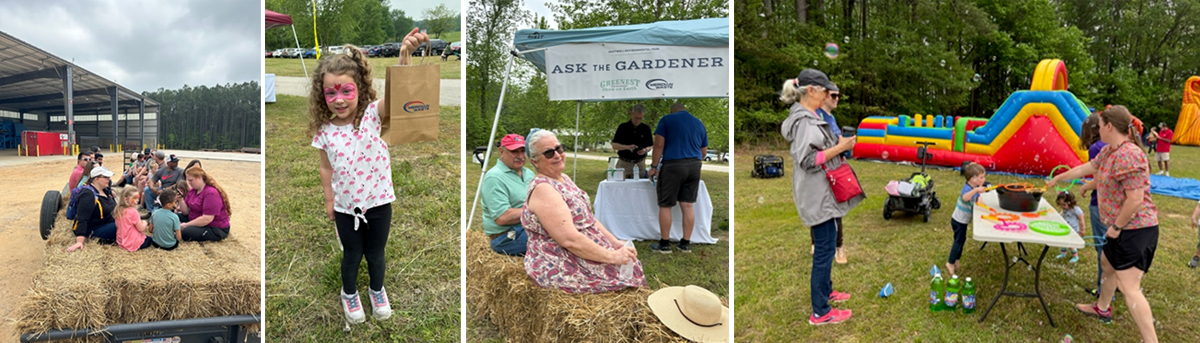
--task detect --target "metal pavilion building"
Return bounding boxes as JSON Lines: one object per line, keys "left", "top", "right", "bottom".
{"left": 0, "top": 29, "right": 160, "bottom": 152}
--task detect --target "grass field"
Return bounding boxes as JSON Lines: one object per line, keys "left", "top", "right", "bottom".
{"left": 264, "top": 95, "right": 461, "bottom": 342}
{"left": 465, "top": 157, "right": 730, "bottom": 341}
{"left": 734, "top": 143, "right": 1200, "bottom": 342}
{"left": 266, "top": 55, "right": 461, "bottom": 79}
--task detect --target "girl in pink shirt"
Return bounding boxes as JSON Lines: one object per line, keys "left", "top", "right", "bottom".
{"left": 307, "top": 29, "right": 426, "bottom": 326}
{"left": 114, "top": 185, "right": 152, "bottom": 252}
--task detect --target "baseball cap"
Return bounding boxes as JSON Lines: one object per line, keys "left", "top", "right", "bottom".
{"left": 154, "top": 151, "right": 166, "bottom": 160}
{"left": 827, "top": 82, "right": 840, "bottom": 92}
{"left": 795, "top": 69, "right": 836, "bottom": 91}
{"left": 90, "top": 166, "right": 115, "bottom": 178}
{"left": 500, "top": 134, "right": 525, "bottom": 150}
{"left": 167, "top": 154, "right": 180, "bottom": 162}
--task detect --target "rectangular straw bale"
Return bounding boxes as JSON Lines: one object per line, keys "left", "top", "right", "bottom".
{"left": 465, "top": 231, "right": 684, "bottom": 343}
{"left": 16, "top": 216, "right": 260, "bottom": 340}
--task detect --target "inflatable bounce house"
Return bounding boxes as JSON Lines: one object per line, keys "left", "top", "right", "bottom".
{"left": 852, "top": 59, "right": 1090, "bottom": 176}
{"left": 1173, "top": 76, "right": 1200, "bottom": 146}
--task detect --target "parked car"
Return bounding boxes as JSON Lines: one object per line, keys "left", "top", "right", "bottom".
{"left": 368, "top": 45, "right": 383, "bottom": 57}
{"left": 272, "top": 49, "right": 286, "bottom": 58}
{"left": 287, "top": 48, "right": 303, "bottom": 58}
{"left": 359, "top": 46, "right": 370, "bottom": 54}
{"left": 328, "top": 45, "right": 348, "bottom": 55}
{"left": 303, "top": 48, "right": 317, "bottom": 58}
{"left": 704, "top": 151, "right": 729, "bottom": 162}
{"left": 448, "top": 41, "right": 462, "bottom": 58}
{"left": 413, "top": 39, "right": 448, "bottom": 56}
{"left": 380, "top": 42, "right": 402, "bottom": 57}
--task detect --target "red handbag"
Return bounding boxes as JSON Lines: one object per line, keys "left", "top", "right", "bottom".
{"left": 820, "top": 157, "right": 864, "bottom": 202}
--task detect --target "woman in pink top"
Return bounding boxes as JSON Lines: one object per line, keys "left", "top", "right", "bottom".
{"left": 114, "top": 185, "right": 153, "bottom": 251}
{"left": 177, "top": 166, "right": 232, "bottom": 242}
{"left": 1049, "top": 105, "right": 1159, "bottom": 342}
{"left": 521, "top": 129, "right": 645, "bottom": 293}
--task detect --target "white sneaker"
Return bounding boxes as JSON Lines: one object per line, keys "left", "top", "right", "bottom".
{"left": 1155, "top": 171, "right": 1164, "bottom": 175}
{"left": 369, "top": 287, "right": 394, "bottom": 320}
{"left": 1165, "top": 171, "right": 1170, "bottom": 177}
{"left": 341, "top": 289, "right": 366, "bottom": 324}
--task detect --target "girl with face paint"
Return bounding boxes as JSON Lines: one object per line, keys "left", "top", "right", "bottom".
{"left": 305, "top": 28, "right": 429, "bottom": 326}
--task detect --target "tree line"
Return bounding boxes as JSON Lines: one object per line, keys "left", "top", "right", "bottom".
{"left": 736, "top": 0, "right": 1200, "bottom": 146}
{"left": 266, "top": 0, "right": 461, "bottom": 50}
{"left": 145, "top": 82, "right": 261, "bottom": 150}
{"left": 466, "top": 0, "right": 730, "bottom": 153}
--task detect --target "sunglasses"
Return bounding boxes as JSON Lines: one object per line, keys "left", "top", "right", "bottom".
{"left": 830, "top": 93, "right": 840, "bottom": 100}
{"left": 82, "top": 158, "right": 92, "bottom": 162}
{"left": 539, "top": 144, "right": 565, "bottom": 159}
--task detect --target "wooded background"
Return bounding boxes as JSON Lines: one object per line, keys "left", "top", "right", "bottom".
{"left": 266, "top": 0, "right": 462, "bottom": 49}
{"left": 147, "top": 82, "right": 261, "bottom": 150}
{"left": 736, "top": 0, "right": 1200, "bottom": 146}
{"left": 466, "top": 0, "right": 731, "bottom": 153}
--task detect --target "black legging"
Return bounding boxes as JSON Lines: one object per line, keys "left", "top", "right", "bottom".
{"left": 335, "top": 204, "right": 392, "bottom": 294}
{"left": 177, "top": 213, "right": 229, "bottom": 242}
{"left": 811, "top": 217, "right": 844, "bottom": 248}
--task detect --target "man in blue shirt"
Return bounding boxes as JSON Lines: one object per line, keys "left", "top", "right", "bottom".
{"left": 647, "top": 102, "right": 707, "bottom": 254}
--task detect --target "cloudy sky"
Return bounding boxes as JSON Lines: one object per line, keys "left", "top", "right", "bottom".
{"left": 0, "top": 0, "right": 260, "bottom": 94}
{"left": 387, "top": 0, "right": 460, "bottom": 21}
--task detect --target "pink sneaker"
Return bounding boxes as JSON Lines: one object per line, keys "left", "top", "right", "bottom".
{"left": 341, "top": 289, "right": 366, "bottom": 324}
{"left": 829, "top": 290, "right": 852, "bottom": 302}
{"left": 369, "top": 287, "right": 393, "bottom": 320}
{"left": 809, "top": 308, "right": 853, "bottom": 325}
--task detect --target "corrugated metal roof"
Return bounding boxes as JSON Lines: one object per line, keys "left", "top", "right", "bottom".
{"left": 0, "top": 30, "right": 159, "bottom": 116}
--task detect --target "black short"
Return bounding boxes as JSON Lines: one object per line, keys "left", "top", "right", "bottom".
{"left": 656, "top": 159, "right": 702, "bottom": 207}
{"left": 1103, "top": 225, "right": 1158, "bottom": 273}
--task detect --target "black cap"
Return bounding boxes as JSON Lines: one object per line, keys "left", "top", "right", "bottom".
{"left": 796, "top": 69, "right": 836, "bottom": 90}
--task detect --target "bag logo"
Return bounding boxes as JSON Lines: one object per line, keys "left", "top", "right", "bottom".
{"left": 600, "top": 79, "right": 639, "bottom": 92}
{"left": 403, "top": 101, "right": 431, "bottom": 112}
{"left": 645, "top": 79, "right": 673, "bottom": 90}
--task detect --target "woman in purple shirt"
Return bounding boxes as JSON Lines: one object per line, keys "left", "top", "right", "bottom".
{"left": 177, "top": 166, "right": 232, "bottom": 241}
{"left": 1077, "top": 114, "right": 1106, "bottom": 297}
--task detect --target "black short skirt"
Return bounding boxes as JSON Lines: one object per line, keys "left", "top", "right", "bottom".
{"left": 1103, "top": 225, "right": 1159, "bottom": 273}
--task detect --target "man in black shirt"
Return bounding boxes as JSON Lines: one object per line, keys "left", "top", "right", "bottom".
{"left": 611, "top": 104, "right": 653, "bottom": 178}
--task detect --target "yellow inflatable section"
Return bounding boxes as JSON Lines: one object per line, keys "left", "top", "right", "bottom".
{"left": 1032, "top": 59, "right": 1068, "bottom": 91}
{"left": 1175, "top": 76, "right": 1200, "bottom": 146}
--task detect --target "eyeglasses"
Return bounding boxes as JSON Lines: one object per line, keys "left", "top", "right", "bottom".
{"left": 82, "top": 158, "right": 92, "bottom": 162}
{"left": 830, "top": 93, "right": 840, "bottom": 100}
{"left": 540, "top": 144, "right": 565, "bottom": 159}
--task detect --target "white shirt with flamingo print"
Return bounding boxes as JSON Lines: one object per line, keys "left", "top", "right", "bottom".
{"left": 311, "top": 99, "right": 396, "bottom": 214}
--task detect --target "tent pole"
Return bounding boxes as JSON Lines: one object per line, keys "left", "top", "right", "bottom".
{"left": 291, "top": 25, "right": 308, "bottom": 79}
{"left": 467, "top": 48, "right": 517, "bottom": 231}
{"left": 573, "top": 101, "right": 580, "bottom": 179}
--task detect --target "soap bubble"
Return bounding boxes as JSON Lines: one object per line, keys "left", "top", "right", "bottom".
{"left": 843, "top": 36, "right": 850, "bottom": 44}
{"left": 940, "top": 59, "right": 946, "bottom": 67}
{"left": 758, "top": 196, "right": 764, "bottom": 204}
{"left": 973, "top": 73, "right": 982, "bottom": 82}
{"left": 824, "top": 43, "right": 840, "bottom": 59}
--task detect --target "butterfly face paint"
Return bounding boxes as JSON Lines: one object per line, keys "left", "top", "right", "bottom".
{"left": 323, "top": 83, "right": 357, "bottom": 103}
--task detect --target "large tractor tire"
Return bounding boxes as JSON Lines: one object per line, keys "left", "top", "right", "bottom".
{"left": 41, "top": 190, "right": 61, "bottom": 240}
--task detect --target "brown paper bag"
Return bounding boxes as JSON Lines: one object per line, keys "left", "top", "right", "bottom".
{"left": 382, "top": 62, "right": 439, "bottom": 145}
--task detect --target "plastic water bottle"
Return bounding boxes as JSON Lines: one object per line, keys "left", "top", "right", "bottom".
{"left": 930, "top": 273, "right": 944, "bottom": 311}
{"left": 944, "top": 275, "right": 961, "bottom": 311}
{"left": 632, "top": 165, "right": 640, "bottom": 180}
{"left": 962, "top": 277, "right": 976, "bottom": 314}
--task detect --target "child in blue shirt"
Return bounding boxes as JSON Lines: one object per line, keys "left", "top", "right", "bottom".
{"left": 1054, "top": 191, "right": 1085, "bottom": 263}
{"left": 948, "top": 162, "right": 988, "bottom": 277}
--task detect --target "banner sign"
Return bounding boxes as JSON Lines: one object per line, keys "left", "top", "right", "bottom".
{"left": 544, "top": 43, "right": 729, "bottom": 101}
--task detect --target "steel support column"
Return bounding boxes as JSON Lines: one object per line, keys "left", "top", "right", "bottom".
{"left": 62, "top": 65, "right": 74, "bottom": 146}
{"left": 139, "top": 98, "right": 145, "bottom": 148}
{"left": 111, "top": 87, "right": 118, "bottom": 149}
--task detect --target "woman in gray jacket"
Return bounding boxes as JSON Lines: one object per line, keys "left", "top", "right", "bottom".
{"left": 781, "top": 69, "right": 863, "bottom": 325}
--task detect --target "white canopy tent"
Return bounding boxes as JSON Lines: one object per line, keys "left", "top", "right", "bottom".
{"left": 467, "top": 18, "right": 730, "bottom": 234}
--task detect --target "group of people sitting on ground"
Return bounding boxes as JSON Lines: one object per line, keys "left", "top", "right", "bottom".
{"left": 479, "top": 102, "right": 708, "bottom": 294}
{"left": 64, "top": 147, "right": 234, "bottom": 252}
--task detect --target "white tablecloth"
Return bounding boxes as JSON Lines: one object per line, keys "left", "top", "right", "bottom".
{"left": 593, "top": 180, "right": 717, "bottom": 243}
{"left": 971, "top": 191, "right": 1085, "bottom": 249}
{"left": 263, "top": 73, "right": 276, "bottom": 103}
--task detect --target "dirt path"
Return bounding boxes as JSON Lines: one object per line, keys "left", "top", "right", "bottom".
{"left": 0, "top": 159, "right": 261, "bottom": 341}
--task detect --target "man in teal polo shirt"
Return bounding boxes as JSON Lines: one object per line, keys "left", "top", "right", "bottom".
{"left": 481, "top": 134, "right": 535, "bottom": 256}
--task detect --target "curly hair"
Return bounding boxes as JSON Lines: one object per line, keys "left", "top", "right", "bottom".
{"left": 306, "top": 44, "right": 378, "bottom": 136}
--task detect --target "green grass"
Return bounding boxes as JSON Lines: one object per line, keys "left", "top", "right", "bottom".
{"left": 465, "top": 157, "right": 730, "bottom": 341}
{"left": 734, "top": 144, "right": 1200, "bottom": 342}
{"left": 264, "top": 95, "right": 461, "bottom": 342}
{"left": 266, "top": 56, "right": 461, "bottom": 79}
